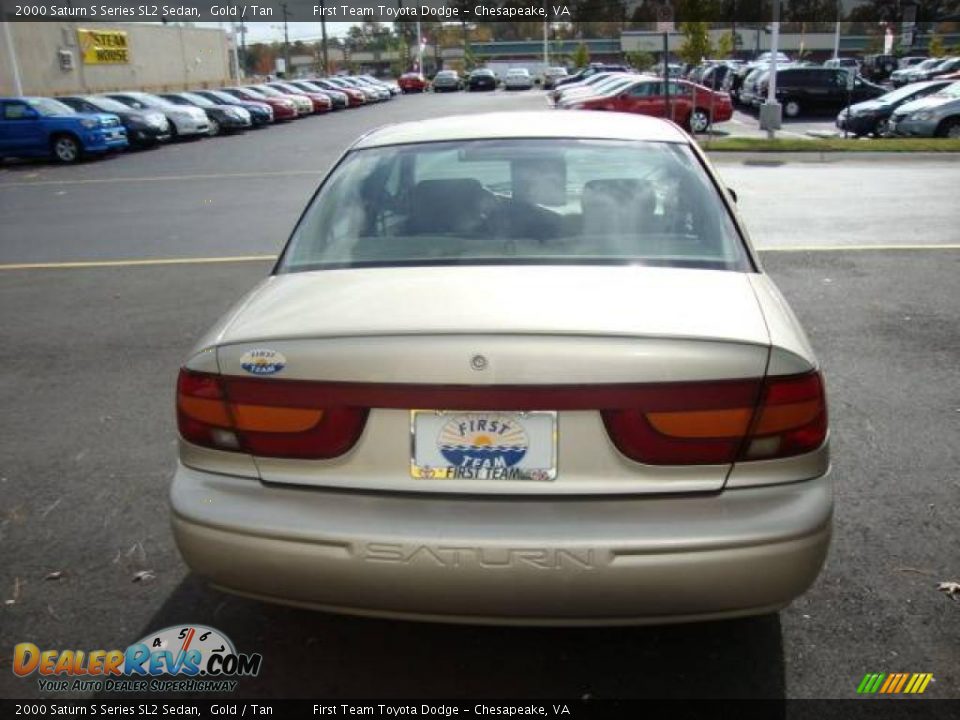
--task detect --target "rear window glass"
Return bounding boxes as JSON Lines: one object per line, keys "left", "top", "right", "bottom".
{"left": 278, "top": 139, "right": 751, "bottom": 274}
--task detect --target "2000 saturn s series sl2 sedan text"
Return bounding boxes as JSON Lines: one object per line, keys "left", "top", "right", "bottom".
{"left": 171, "top": 111, "right": 831, "bottom": 625}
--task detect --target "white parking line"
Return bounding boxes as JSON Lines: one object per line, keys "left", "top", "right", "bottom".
{"left": 1, "top": 245, "right": 958, "bottom": 272}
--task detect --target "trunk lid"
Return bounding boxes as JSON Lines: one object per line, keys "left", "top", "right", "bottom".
{"left": 213, "top": 266, "right": 769, "bottom": 349}
{"left": 192, "top": 266, "right": 775, "bottom": 495}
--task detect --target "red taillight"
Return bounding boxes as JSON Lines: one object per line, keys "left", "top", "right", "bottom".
{"left": 742, "top": 371, "right": 828, "bottom": 461}
{"left": 602, "top": 372, "right": 827, "bottom": 465}
{"left": 177, "top": 369, "right": 826, "bottom": 465}
{"left": 176, "top": 370, "right": 368, "bottom": 459}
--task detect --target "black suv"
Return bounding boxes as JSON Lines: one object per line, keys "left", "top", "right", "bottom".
{"left": 765, "top": 67, "right": 886, "bottom": 117}
{"left": 862, "top": 54, "right": 898, "bottom": 81}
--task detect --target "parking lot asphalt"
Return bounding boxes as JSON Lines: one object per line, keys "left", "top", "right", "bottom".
{"left": 1, "top": 89, "right": 958, "bottom": 701}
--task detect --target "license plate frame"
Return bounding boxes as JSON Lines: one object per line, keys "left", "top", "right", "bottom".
{"left": 410, "top": 410, "right": 557, "bottom": 481}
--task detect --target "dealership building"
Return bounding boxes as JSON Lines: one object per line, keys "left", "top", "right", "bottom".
{"left": 0, "top": 22, "right": 235, "bottom": 96}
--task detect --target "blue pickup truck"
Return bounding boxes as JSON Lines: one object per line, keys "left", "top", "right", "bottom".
{"left": 0, "top": 97, "right": 128, "bottom": 163}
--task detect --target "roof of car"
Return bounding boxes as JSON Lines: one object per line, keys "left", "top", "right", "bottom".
{"left": 354, "top": 111, "right": 689, "bottom": 149}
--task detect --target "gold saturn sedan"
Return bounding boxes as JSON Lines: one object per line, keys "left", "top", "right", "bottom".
{"left": 172, "top": 111, "right": 831, "bottom": 625}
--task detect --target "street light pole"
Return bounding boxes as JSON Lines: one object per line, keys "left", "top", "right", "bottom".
{"left": 279, "top": 2, "right": 291, "bottom": 77}
{"left": 229, "top": 22, "right": 241, "bottom": 82}
{"left": 320, "top": 0, "right": 329, "bottom": 74}
{"left": 417, "top": 20, "right": 423, "bottom": 73}
{"left": 833, "top": 0, "right": 841, "bottom": 60}
{"left": 765, "top": 0, "right": 780, "bottom": 139}
{"left": 542, "top": 2, "right": 549, "bottom": 67}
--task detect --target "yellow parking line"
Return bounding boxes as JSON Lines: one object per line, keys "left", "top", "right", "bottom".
{"left": 759, "top": 243, "right": 960, "bottom": 252}
{"left": 0, "top": 255, "right": 276, "bottom": 271}
{"left": 0, "top": 170, "right": 324, "bottom": 188}
{"left": 1, "top": 244, "right": 958, "bottom": 272}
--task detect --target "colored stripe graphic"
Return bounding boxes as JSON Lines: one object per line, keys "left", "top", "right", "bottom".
{"left": 857, "top": 672, "right": 932, "bottom": 694}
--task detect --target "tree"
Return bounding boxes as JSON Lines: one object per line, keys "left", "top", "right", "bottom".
{"left": 572, "top": 42, "right": 590, "bottom": 69}
{"left": 625, "top": 50, "right": 655, "bottom": 70}
{"left": 716, "top": 31, "right": 734, "bottom": 59}
{"left": 928, "top": 33, "right": 946, "bottom": 58}
{"left": 677, "top": 22, "right": 713, "bottom": 65}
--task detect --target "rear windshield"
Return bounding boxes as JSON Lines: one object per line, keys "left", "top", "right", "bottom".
{"left": 278, "top": 139, "right": 751, "bottom": 274}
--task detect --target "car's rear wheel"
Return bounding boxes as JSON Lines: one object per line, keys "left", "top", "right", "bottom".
{"left": 936, "top": 118, "right": 960, "bottom": 138}
{"left": 783, "top": 99, "right": 802, "bottom": 118}
{"left": 168, "top": 122, "right": 179, "bottom": 140}
{"left": 207, "top": 118, "right": 221, "bottom": 137}
{"left": 689, "top": 108, "right": 711, "bottom": 133}
{"left": 51, "top": 134, "right": 81, "bottom": 164}
{"left": 873, "top": 118, "right": 890, "bottom": 137}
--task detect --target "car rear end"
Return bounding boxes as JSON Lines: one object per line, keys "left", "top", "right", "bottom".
{"left": 399, "top": 74, "right": 426, "bottom": 93}
{"left": 432, "top": 73, "right": 460, "bottom": 92}
{"left": 171, "top": 113, "right": 831, "bottom": 625}
{"left": 697, "top": 85, "right": 733, "bottom": 123}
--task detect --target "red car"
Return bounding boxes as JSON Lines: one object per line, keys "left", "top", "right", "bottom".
{"left": 398, "top": 72, "right": 427, "bottom": 93}
{"left": 268, "top": 82, "right": 332, "bottom": 114}
{"left": 221, "top": 86, "right": 298, "bottom": 121}
{"left": 572, "top": 79, "right": 733, "bottom": 133}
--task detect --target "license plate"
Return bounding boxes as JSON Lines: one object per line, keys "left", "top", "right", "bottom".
{"left": 410, "top": 411, "right": 556, "bottom": 481}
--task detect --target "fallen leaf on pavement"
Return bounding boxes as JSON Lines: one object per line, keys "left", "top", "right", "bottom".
{"left": 44, "top": 571, "right": 63, "bottom": 581}
{"left": 132, "top": 570, "right": 155, "bottom": 583}
{"left": 937, "top": 581, "right": 960, "bottom": 599}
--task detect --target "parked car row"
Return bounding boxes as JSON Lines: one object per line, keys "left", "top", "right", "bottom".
{"left": 890, "top": 56, "right": 960, "bottom": 87}
{"left": 551, "top": 70, "right": 732, "bottom": 133}
{"left": 0, "top": 75, "right": 400, "bottom": 163}
{"left": 424, "top": 67, "right": 538, "bottom": 92}
{"left": 836, "top": 79, "right": 959, "bottom": 137}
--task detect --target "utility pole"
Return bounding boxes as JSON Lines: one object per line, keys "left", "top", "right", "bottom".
{"left": 319, "top": 0, "right": 329, "bottom": 75}
{"left": 1, "top": 21, "right": 23, "bottom": 96}
{"left": 280, "top": 2, "right": 291, "bottom": 77}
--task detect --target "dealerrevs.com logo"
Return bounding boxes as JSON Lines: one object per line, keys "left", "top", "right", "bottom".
{"left": 12, "top": 625, "right": 262, "bottom": 693}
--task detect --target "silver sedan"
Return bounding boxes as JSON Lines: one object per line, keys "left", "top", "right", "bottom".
{"left": 172, "top": 111, "right": 831, "bottom": 625}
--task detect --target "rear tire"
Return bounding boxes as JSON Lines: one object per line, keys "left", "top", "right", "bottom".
{"left": 689, "top": 108, "right": 711, "bottom": 133}
{"left": 936, "top": 118, "right": 960, "bottom": 138}
{"left": 783, "top": 99, "right": 801, "bottom": 118}
{"left": 51, "top": 134, "right": 81, "bottom": 164}
{"left": 873, "top": 118, "right": 890, "bottom": 137}
{"left": 207, "top": 118, "right": 221, "bottom": 137}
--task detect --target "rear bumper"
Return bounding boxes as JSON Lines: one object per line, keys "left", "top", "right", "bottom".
{"left": 171, "top": 465, "right": 832, "bottom": 625}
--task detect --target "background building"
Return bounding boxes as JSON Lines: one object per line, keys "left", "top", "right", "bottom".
{"left": 0, "top": 22, "right": 233, "bottom": 96}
